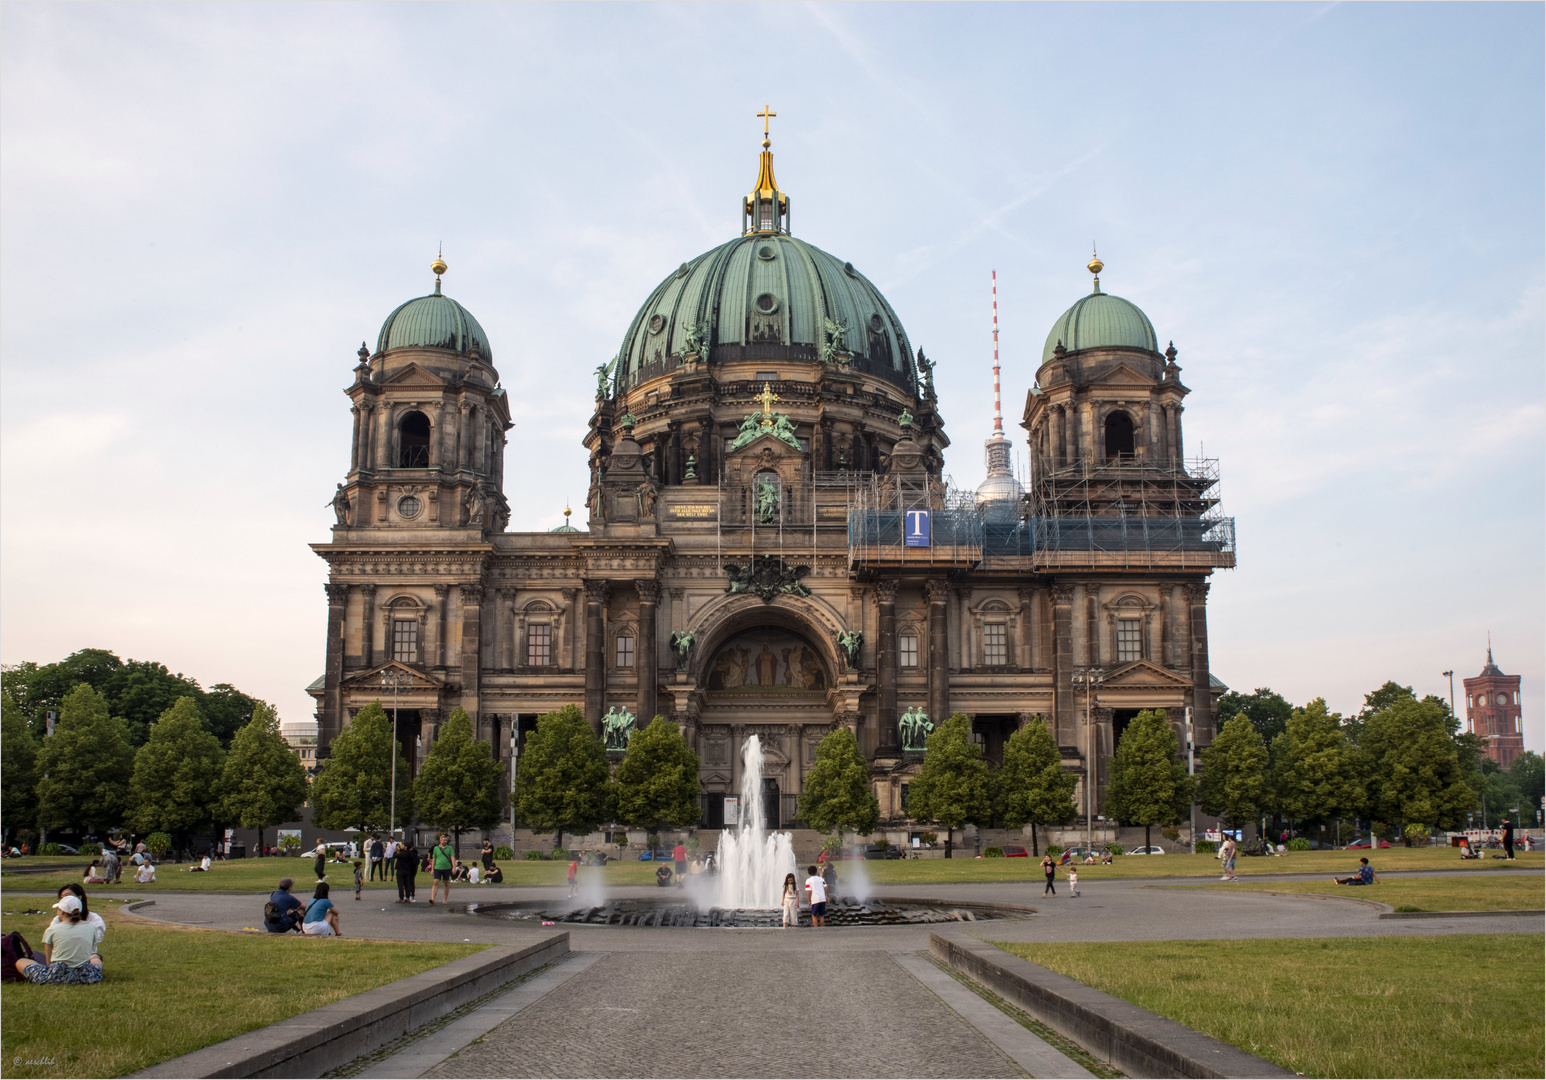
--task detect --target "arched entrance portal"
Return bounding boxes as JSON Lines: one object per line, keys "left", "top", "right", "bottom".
{"left": 697, "top": 625, "right": 833, "bottom": 829}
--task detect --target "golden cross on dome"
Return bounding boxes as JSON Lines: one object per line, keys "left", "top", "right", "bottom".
{"left": 758, "top": 105, "right": 777, "bottom": 142}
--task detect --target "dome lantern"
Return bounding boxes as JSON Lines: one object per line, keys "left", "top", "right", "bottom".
{"left": 742, "top": 106, "right": 790, "bottom": 236}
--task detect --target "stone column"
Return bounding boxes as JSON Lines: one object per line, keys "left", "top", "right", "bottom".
{"left": 321, "top": 584, "right": 348, "bottom": 755}
{"left": 349, "top": 406, "right": 362, "bottom": 472}
{"left": 561, "top": 588, "right": 578, "bottom": 670}
{"left": 583, "top": 580, "right": 609, "bottom": 735}
{"left": 1186, "top": 581, "right": 1212, "bottom": 743}
{"left": 953, "top": 585, "right": 972, "bottom": 671}
{"left": 499, "top": 589, "right": 516, "bottom": 671}
{"left": 433, "top": 584, "right": 449, "bottom": 668}
{"left": 1085, "top": 587, "right": 1100, "bottom": 667}
{"left": 925, "top": 579, "right": 949, "bottom": 727}
{"left": 875, "top": 580, "right": 900, "bottom": 753}
{"left": 667, "top": 423, "right": 682, "bottom": 486}
{"left": 459, "top": 584, "right": 483, "bottom": 718}
{"left": 635, "top": 579, "right": 660, "bottom": 724}
{"left": 1174, "top": 403, "right": 1185, "bottom": 463}
{"left": 360, "top": 585, "right": 377, "bottom": 668}
{"left": 1017, "top": 587, "right": 1035, "bottom": 670}
{"left": 1051, "top": 583, "right": 1076, "bottom": 746}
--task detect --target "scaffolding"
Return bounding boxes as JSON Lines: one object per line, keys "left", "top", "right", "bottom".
{"left": 847, "top": 474, "right": 984, "bottom": 570}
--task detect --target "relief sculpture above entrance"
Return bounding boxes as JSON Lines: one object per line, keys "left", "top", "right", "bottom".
{"left": 706, "top": 629, "right": 828, "bottom": 695}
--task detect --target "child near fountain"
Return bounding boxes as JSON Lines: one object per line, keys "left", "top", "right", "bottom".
{"left": 781, "top": 873, "right": 800, "bottom": 928}
{"left": 805, "top": 865, "right": 828, "bottom": 927}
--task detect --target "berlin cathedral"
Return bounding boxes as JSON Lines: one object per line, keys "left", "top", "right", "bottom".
{"left": 309, "top": 123, "right": 1236, "bottom": 832}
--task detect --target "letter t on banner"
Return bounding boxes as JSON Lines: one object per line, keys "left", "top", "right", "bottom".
{"left": 904, "top": 510, "right": 931, "bottom": 547}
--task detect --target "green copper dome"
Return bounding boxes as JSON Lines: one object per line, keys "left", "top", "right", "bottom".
{"left": 1041, "top": 291, "right": 1158, "bottom": 364}
{"left": 615, "top": 234, "right": 915, "bottom": 393}
{"left": 377, "top": 290, "right": 492, "bottom": 361}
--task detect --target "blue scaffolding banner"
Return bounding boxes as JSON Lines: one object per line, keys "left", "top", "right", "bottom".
{"left": 904, "top": 509, "right": 931, "bottom": 547}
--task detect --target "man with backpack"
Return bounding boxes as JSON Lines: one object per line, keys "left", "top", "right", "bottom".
{"left": 368, "top": 835, "right": 385, "bottom": 881}
{"left": 263, "top": 878, "right": 306, "bottom": 933}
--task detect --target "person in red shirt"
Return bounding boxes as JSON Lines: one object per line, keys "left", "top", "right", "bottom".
{"left": 672, "top": 843, "right": 687, "bottom": 887}
{"left": 567, "top": 856, "right": 579, "bottom": 898}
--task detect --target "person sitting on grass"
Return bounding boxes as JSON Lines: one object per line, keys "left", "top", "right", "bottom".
{"left": 265, "top": 878, "right": 306, "bottom": 933}
{"left": 484, "top": 863, "right": 503, "bottom": 884}
{"left": 53, "top": 885, "right": 106, "bottom": 954}
{"left": 1101, "top": 850, "right": 1113, "bottom": 865}
{"left": 1333, "top": 857, "right": 1379, "bottom": 886}
{"left": 1459, "top": 838, "right": 1480, "bottom": 860}
{"left": 451, "top": 860, "right": 472, "bottom": 883}
{"left": 83, "top": 861, "right": 108, "bottom": 884}
{"left": 16, "top": 895, "right": 103, "bottom": 984}
{"left": 186, "top": 855, "right": 212, "bottom": 872}
{"left": 134, "top": 861, "right": 156, "bottom": 884}
{"left": 301, "top": 882, "right": 342, "bottom": 937}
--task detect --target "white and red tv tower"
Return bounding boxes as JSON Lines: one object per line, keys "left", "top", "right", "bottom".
{"left": 977, "top": 270, "right": 1022, "bottom": 506}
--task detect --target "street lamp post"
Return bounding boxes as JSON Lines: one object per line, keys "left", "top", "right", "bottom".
{"left": 1072, "top": 667, "right": 1105, "bottom": 854}
{"left": 1442, "top": 670, "right": 1457, "bottom": 730}
{"left": 380, "top": 670, "right": 412, "bottom": 840}
{"left": 1186, "top": 706, "right": 1196, "bottom": 850}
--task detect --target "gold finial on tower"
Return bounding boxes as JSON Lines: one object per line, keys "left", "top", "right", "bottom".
{"left": 563, "top": 504, "right": 572, "bottom": 523}
{"left": 758, "top": 104, "right": 776, "bottom": 148}
{"left": 432, "top": 244, "right": 447, "bottom": 295}
{"left": 1087, "top": 246, "right": 1103, "bottom": 294}
{"left": 744, "top": 107, "right": 789, "bottom": 235}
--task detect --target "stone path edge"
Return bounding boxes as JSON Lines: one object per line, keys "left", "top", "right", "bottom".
{"left": 930, "top": 930, "right": 1296, "bottom": 1079}
{"left": 1378, "top": 908, "right": 1545, "bottom": 919}
{"left": 131, "top": 933, "right": 570, "bottom": 1080}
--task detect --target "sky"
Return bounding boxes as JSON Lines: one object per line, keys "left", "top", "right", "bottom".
{"left": 2, "top": 2, "right": 1541, "bottom": 754}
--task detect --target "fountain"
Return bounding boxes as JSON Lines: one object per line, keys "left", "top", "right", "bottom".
{"left": 714, "top": 733, "right": 797, "bottom": 909}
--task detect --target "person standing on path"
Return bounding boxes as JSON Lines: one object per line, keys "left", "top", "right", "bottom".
{"left": 1041, "top": 854, "right": 1056, "bottom": 896}
{"left": 805, "top": 865, "right": 828, "bottom": 927}
{"left": 428, "top": 834, "right": 455, "bottom": 906}
{"left": 384, "top": 837, "right": 397, "bottom": 880}
{"left": 1501, "top": 818, "right": 1515, "bottom": 860}
{"left": 368, "top": 836, "right": 385, "bottom": 881}
{"left": 1067, "top": 866, "right": 1079, "bottom": 897}
{"left": 312, "top": 840, "right": 327, "bottom": 883}
{"left": 1220, "top": 836, "right": 1238, "bottom": 881}
{"left": 781, "top": 872, "right": 800, "bottom": 928}
{"left": 395, "top": 841, "right": 418, "bottom": 903}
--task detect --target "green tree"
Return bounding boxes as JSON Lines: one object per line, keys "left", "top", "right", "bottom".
{"left": 1509, "top": 751, "right": 1544, "bottom": 821}
{"left": 1214, "top": 687, "right": 1294, "bottom": 745}
{"left": 199, "top": 684, "right": 262, "bottom": 749}
{"left": 797, "top": 727, "right": 879, "bottom": 836}
{"left": 129, "top": 696, "right": 226, "bottom": 839}
{"left": 514, "top": 704, "right": 609, "bottom": 849}
{"left": 2, "top": 692, "right": 40, "bottom": 838}
{"left": 414, "top": 707, "right": 503, "bottom": 854}
{"left": 221, "top": 702, "right": 309, "bottom": 854}
{"left": 311, "top": 701, "right": 413, "bottom": 834}
{"left": 1105, "top": 709, "right": 1191, "bottom": 852}
{"left": 1361, "top": 696, "right": 1476, "bottom": 836}
{"left": 1197, "top": 713, "right": 1269, "bottom": 831}
{"left": 1270, "top": 698, "right": 1363, "bottom": 830}
{"left": 3, "top": 650, "right": 124, "bottom": 738}
{"left": 611, "top": 717, "right": 702, "bottom": 833}
{"left": 36, "top": 685, "right": 135, "bottom": 837}
{"left": 906, "top": 713, "right": 991, "bottom": 858}
{"left": 109, "top": 660, "right": 205, "bottom": 746}
{"left": 992, "top": 719, "right": 1076, "bottom": 856}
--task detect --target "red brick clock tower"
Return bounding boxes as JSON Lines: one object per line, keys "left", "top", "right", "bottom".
{"left": 1463, "top": 646, "right": 1524, "bottom": 768}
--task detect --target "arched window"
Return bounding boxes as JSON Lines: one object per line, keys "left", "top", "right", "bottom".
{"left": 398, "top": 411, "right": 431, "bottom": 467}
{"left": 1104, "top": 411, "right": 1135, "bottom": 461}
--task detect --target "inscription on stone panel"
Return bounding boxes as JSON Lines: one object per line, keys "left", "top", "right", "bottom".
{"left": 816, "top": 505, "right": 850, "bottom": 522}
{"left": 669, "top": 504, "right": 719, "bottom": 520}
{"left": 705, "top": 740, "right": 728, "bottom": 763}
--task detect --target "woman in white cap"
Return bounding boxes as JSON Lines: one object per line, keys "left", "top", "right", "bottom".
{"left": 52, "top": 884, "right": 106, "bottom": 953}
{"left": 15, "top": 895, "right": 103, "bottom": 984}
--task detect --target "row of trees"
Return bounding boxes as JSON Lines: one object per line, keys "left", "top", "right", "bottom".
{"left": 2, "top": 683, "right": 310, "bottom": 849}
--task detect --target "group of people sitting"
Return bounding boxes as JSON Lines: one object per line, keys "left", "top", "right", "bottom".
{"left": 6, "top": 884, "right": 108, "bottom": 985}
{"left": 264, "top": 877, "right": 344, "bottom": 936}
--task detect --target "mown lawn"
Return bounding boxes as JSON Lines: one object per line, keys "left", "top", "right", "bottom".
{"left": 4, "top": 847, "right": 1539, "bottom": 893}
{"left": 995, "top": 935, "right": 1545, "bottom": 1079}
{"left": 0, "top": 899, "right": 483, "bottom": 1078}
{"left": 1178, "top": 873, "right": 1544, "bottom": 912}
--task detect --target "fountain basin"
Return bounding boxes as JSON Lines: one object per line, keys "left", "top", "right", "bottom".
{"left": 467, "top": 896, "right": 1035, "bottom": 929}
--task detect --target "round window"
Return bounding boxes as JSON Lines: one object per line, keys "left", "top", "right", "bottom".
{"left": 757, "top": 244, "right": 777, "bottom": 261}
{"left": 843, "top": 261, "right": 858, "bottom": 277}
{"left": 648, "top": 314, "right": 666, "bottom": 335}
{"left": 755, "top": 293, "right": 780, "bottom": 314}
{"left": 675, "top": 262, "right": 690, "bottom": 278}
{"left": 397, "top": 496, "right": 421, "bottom": 519}
{"left": 869, "top": 313, "right": 884, "bottom": 332}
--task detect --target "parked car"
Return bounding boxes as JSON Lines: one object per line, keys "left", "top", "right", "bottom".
{"left": 1126, "top": 845, "right": 1165, "bottom": 855}
{"left": 999, "top": 845, "right": 1029, "bottom": 858}
{"left": 637, "top": 849, "right": 674, "bottom": 861}
{"left": 53, "top": 844, "right": 81, "bottom": 856}
{"left": 863, "top": 844, "right": 904, "bottom": 860}
{"left": 1343, "top": 838, "right": 1391, "bottom": 849}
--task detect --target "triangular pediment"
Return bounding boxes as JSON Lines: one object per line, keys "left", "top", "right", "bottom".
{"left": 1100, "top": 659, "right": 1193, "bottom": 688}
{"left": 700, "top": 770, "right": 732, "bottom": 786}
{"left": 1097, "top": 361, "right": 1157, "bottom": 388}
{"left": 341, "top": 661, "right": 446, "bottom": 691}
{"left": 381, "top": 363, "right": 449, "bottom": 388}
{"left": 726, "top": 430, "right": 805, "bottom": 459}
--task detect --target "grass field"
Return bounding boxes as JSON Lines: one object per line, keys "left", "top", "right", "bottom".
{"left": 4, "top": 847, "right": 1540, "bottom": 894}
{"left": 995, "top": 934, "right": 1545, "bottom": 1078}
{"left": 0, "top": 899, "right": 483, "bottom": 1078}
{"left": 1178, "top": 873, "right": 1544, "bottom": 912}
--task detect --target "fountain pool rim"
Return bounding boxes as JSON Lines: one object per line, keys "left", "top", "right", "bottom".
{"left": 464, "top": 895, "right": 1038, "bottom": 929}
